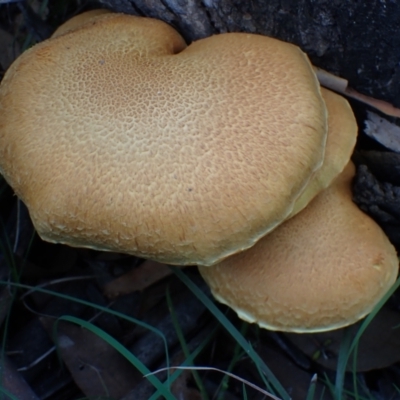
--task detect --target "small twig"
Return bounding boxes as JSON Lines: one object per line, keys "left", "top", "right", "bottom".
{"left": 315, "top": 67, "right": 400, "bottom": 118}
{"left": 20, "top": 275, "right": 95, "bottom": 319}
{"left": 20, "top": 275, "right": 95, "bottom": 301}
{"left": 14, "top": 346, "right": 56, "bottom": 372}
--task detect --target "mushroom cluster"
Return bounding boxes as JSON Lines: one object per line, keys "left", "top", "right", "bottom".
{"left": 199, "top": 162, "right": 399, "bottom": 332}
{"left": 0, "top": 11, "right": 398, "bottom": 332}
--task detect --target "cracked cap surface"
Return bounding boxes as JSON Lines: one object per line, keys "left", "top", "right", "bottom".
{"left": 0, "top": 12, "right": 327, "bottom": 265}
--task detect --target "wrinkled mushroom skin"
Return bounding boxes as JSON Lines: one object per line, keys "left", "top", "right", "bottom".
{"left": 199, "top": 163, "right": 399, "bottom": 332}
{"left": 0, "top": 13, "right": 327, "bottom": 266}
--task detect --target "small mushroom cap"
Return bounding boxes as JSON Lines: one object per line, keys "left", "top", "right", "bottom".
{"left": 0, "top": 13, "right": 327, "bottom": 266}
{"left": 290, "top": 87, "right": 357, "bottom": 217}
{"left": 199, "top": 163, "right": 399, "bottom": 332}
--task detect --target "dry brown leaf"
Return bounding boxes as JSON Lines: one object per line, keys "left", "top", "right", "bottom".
{"left": 284, "top": 306, "right": 400, "bottom": 372}
{"left": 40, "top": 318, "right": 140, "bottom": 398}
{"left": 0, "top": 356, "right": 40, "bottom": 400}
{"left": 103, "top": 260, "right": 173, "bottom": 298}
{"left": 250, "top": 344, "right": 330, "bottom": 400}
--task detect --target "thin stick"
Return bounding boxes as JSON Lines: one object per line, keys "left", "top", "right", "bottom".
{"left": 314, "top": 67, "right": 400, "bottom": 118}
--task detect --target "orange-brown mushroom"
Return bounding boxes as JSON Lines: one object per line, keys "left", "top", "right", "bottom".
{"left": 290, "top": 87, "right": 357, "bottom": 217}
{"left": 0, "top": 12, "right": 327, "bottom": 266}
{"left": 51, "top": 9, "right": 111, "bottom": 38}
{"left": 199, "top": 163, "right": 399, "bottom": 332}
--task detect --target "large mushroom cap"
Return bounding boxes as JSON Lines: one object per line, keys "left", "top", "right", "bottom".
{"left": 199, "top": 163, "right": 399, "bottom": 332}
{"left": 0, "top": 12, "right": 327, "bottom": 266}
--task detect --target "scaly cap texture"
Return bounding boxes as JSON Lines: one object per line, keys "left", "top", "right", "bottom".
{"left": 0, "top": 12, "right": 327, "bottom": 265}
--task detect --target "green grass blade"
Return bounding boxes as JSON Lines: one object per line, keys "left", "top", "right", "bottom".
{"left": 0, "top": 280, "right": 170, "bottom": 372}
{"left": 171, "top": 267, "right": 290, "bottom": 400}
{"left": 243, "top": 382, "right": 248, "bottom": 400}
{"left": 335, "top": 274, "right": 400, "bottom": 399}
{"left": 305, "top": 374, "right": 317, "bottom": 400}
{"left": 56, "top": 315, "right": 177, "bottom": 400}
{"left": 334, "top": 326, "right": 353, "bottom": 399}
{"left": 147, "top": 366, "right": 282, "bottom": 399}
{"left": 0, "top": 387, "right": 19, "bottom": 400}
{"left": 216, "top": 322, "right": 247, "bottom": 400}
{"left": 166, "top": 287, "right": 209, "bottom": 400}
{"left": 149, "top": 325, "right": 217, "bottom": 400}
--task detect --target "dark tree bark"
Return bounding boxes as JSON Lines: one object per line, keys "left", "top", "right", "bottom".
{"left": 353, "top": 162, "right": 400, "bottom": 249}
{"left": 98, "top": 0, "right": 400, "bottom": 107}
